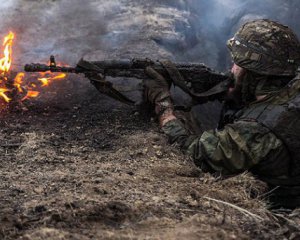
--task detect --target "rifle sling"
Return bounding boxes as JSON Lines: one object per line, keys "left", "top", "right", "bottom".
{"left": 77, "top": 60, "right": 135, "bottom": 105}
{"left": 160, "top": 60, "right": 229, "bottom": 99}
{"left": 90, "top": 78, "right": 135, "bottom": 105}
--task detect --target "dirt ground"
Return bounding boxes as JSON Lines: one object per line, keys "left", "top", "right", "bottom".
{"left": 0, "top": 77, "right": 299, "bottom": 240}
{"left": 0, "top": 1, "right": 300, "bottom": 239}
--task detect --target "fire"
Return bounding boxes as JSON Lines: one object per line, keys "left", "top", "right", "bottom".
{"left": 22, "top": 91, "right": 40, "bottom": 101}
{"left": 0, "top": 88, "right": 11, "bottom": 102}
{"left": 0, "top": 31, "right": 14, "bottom": 73}
{"left": 14, "top": 72, "right": 25, "bottom": 93}
{"left": 0, "top": 31, "right": 67, "bottom": 105}
{"left": 38, "top": 72, "right": 66, "bottom": 86}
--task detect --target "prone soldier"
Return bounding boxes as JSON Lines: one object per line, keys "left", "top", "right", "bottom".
{"left": 144, "top": 19, "right": 300, "bottom": 208}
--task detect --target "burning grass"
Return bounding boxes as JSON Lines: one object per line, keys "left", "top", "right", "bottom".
{"left": 0, "top": 32, "right": 66, "bottom": 109}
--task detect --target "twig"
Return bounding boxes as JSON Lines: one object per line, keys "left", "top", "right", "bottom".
{"left": 273, "top": 213, "right": 300, "bottom": 232}
{"left": 0, "top": 143, "right": 21, "bottom": 147}
{"left": 203, "top": 196, "right": 264, "bottom": 221}
{"left": 258, "top": 186, "right": 280, "bottom": 199}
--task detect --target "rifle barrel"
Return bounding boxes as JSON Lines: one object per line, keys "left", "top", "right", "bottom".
{"left": 24, "top": 63, "right": 77, "bottom": 73}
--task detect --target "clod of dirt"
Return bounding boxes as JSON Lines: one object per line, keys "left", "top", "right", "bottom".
{"left": 84, "top": 201, "right": 134, "bottom": 226}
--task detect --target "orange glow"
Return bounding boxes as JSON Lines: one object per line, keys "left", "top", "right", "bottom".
{"left": 14, "top": 72, "right": 25, "bottom": 93}
{"left": 38, "top": 72, "right": 66, "bottom": 86}
{"left": 0, "top": 88, "right": 11, "bottom": 102}
{"left": 0, "top": 31, "right": 67, "bottom": 105}
{"left": 21, "top": 90, "right": 40, "bottom": 101}
{"left": 38, "top": 77, "right": 49, "bottom": 86}
{"left": 0, "top": 32, "right": 14, "bottom": 104}
{"left": 0, "top": 32, "right": 14, "bottom": 73}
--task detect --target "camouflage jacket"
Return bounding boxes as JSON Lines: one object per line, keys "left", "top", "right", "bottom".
{"left": 162, "top": 76, "right": 300, "bottom": 188}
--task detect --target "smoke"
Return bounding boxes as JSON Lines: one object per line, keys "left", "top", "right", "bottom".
{"left": 151, "top": 0, "right": 300, "bottom": 70}
{"left": 0, "top": 0, "right": 299, "bottom": 72}
{"left": 0, "top": 0, "right": 109, "bottom": 68}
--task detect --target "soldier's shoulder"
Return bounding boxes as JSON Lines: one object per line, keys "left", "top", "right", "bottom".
{"left": 289, "top": 73, "right": 300, "bottom": 89}
{"left": 273, "top": 74, "right": 300, "bottom": 102}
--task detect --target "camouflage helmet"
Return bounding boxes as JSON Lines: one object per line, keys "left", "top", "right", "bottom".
{"left": 227, "top": 19, "right": 300, "bottom": 76}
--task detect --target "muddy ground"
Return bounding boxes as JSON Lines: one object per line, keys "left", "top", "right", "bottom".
{"left": 0, "top": 77, "right": 300, "bottom": 240}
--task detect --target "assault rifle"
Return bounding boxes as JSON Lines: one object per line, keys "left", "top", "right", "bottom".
{"left": 24, "top": 55, "right": 229, "bottom": 105}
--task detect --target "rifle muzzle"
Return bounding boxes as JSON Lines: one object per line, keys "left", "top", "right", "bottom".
{"left": 24, "top": 63, "right": 77, "bottom": 73}
{"left": 24, "top": 64, "right": 50, "bottom": 72}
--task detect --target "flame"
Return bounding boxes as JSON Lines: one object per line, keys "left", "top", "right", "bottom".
{"left": 0, "top": 32, "right": 14, "bottom": 73}
{"left": 0, "top": 31, "right": 14, "bottom": 104}
{"left": 38, "top": 72, "right": 66, "bottom": 86}
{"left": 14, "top": 72, "right": 25, "bottom": 93}
{"left": 0, "top": 31, "right": 67, "bottom": 105}
{"left": 0, "top": 88, "right": 11, "bottom": 102}
{"left": 21, "top": 90, "right": 40, "bottom": 101}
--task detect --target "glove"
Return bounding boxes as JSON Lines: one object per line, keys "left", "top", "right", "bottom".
{"left": 143, "top": 66, "right": 173, "bottom": 116}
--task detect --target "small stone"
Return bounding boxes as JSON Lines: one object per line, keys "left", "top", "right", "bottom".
{"left": 129, "top": 151, "right": 135, "bottom": 157}
{"left": 155, "top": 150, "right": 163, "bottom": 158}
{"left": 142, "top": 148, "right": 148, "bottom": 154}
{"left": 33, "top": 187, "right": 44, "bottom": 194}
{"left": 152, "top": 196, "right": 161, "bottom": 202}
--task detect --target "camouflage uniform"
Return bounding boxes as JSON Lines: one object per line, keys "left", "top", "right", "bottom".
{"left": 162, "top": 115, "right": 289, "bottom": 177}
{"left": 162, "top": 74, "right": 299, "bottom": 172}
{"left": 150, "top": 20, "right": 300, "bottom": 208}
{"left": 163, "top": 75, "right": 300, "bottom": 207}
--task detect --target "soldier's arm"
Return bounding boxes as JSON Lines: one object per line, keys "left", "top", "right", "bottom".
{"left": 162, "top": 118, "right": 289, "bottom": 176}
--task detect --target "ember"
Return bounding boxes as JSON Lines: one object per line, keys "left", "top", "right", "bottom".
{"left": 0, "top": 31, "right": 66, "bottom": 106}
{"left": 38, "top": 72, "right": 66, "bottom": 87}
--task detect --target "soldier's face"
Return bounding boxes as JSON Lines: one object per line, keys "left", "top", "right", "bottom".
{"left": 231, "top": 64, "right": 246, "bottom": 86}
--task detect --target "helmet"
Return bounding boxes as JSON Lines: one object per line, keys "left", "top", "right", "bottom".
{"left": 227, "top": 19, "right": 300, "bottom": 76}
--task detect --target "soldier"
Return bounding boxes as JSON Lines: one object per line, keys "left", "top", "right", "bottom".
{"left": 144, "top": 19, "right": 300, "bottom": 208}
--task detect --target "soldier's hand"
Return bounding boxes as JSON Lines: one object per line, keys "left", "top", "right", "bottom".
{"left": 144, "top": 66, "right": 173, "bottom": 116}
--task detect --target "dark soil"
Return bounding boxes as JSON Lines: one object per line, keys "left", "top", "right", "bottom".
{"left": 0, "top": 77, "right": 299, "bottom": 240}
